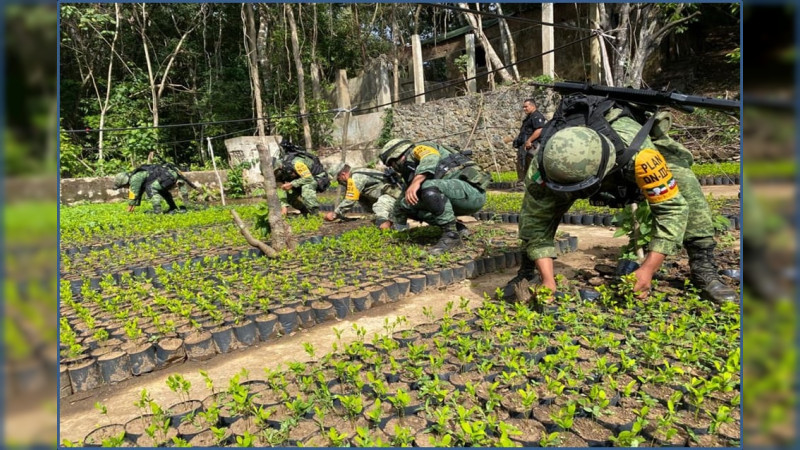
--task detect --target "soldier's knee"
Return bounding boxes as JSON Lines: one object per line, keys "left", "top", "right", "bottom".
{"left": 417, "top": 187, "right": 448, "bottom": 216}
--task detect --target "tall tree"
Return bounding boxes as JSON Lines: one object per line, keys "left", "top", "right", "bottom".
{"left": 285, "top": 4, "right": 313, "bottom": 149}
{"left": 457, "top": 3, "right": 514, "bottom": 84}
{"left": 598, "top": 3, "right": 700, "bottom": 88}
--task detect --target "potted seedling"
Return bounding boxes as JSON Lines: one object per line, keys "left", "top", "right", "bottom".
{"left": 165, "top": 373, "right": 201, "bottom": 426}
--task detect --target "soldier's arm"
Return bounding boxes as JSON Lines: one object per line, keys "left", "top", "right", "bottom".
{"left": 290, "top": 160, "right": 315, "bottom": 188}
{"left": 632, "top": 149, "right": 689, "bottom": 257}
{"left": 410, "top": 144, "right": 441, "bottom": 177}
{"left": 127, "top": 172, "right": 146, "bottom": 206}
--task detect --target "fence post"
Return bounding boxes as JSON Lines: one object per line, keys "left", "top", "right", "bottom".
{"left": 206, "top": 137, "right": 226, "bottom": 206}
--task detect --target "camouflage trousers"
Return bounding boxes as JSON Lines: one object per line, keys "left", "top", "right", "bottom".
{"left": 282, "top": 182, "right": 320, "bottom": 211}
{"left": 394, "top": 179, "right": 486, "bottom": 226}
{"left": 148, "top": 179, "right": 190, "bottom": 210}
{"left": 363, "top": 194, "right": 398, "bottom": 223}
{"left": 669, "top": 163, "right": 714, "bottom": 242}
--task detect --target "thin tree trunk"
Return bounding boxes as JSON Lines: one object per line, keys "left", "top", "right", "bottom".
{"left": 495, "top": 3, "right": 519, "bottom": 80}
{"left": 244, "top": 3, "right": 294, "bottom": 251}
{"left": 392, "top": 6, "right": 400, "bottom": 103}
{"left": 285, "top": 4, "right": 312, "bottom": 149}
{"left": 457, "top": 3, "right": 513, "bottom": 83}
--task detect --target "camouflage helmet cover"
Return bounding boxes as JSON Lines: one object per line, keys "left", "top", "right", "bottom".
{"left": 540, "top": 126, "right": 616, "bottom": 185}
{"left": 379, "top": 138, "right": 413, "bottom": 164}
{"left": 112, "top": 172, "right": 130, "bottom": 189}
{"left": 327, "top": 161, "right": 346, "bottom": 178}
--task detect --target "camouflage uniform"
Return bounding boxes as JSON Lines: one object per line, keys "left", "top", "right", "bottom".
{"left": 332, "top": 168, "right": 401, "bottom": 226}
{"left": 119, "top": 164, "right": 188, "bottom": 214}
{"left": 276, "top": 154, "right": 323, "bottom": 214}
{"left": 380, "top": 139, "right": 491, "bottom": 254}
{"left": 516, "top": 109, "right": 736, "bottom": 303}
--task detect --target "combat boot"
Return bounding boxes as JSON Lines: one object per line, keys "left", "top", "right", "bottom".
{"left": 455, "top": 220, "right": 470, "bottom": 238}
{"left": 430, "top": 223, "right": 462, "bottom": 256}
{"left": 686, "top": 238, "right": 738, "bottom": 304}
{"left": 499, "top": 252, "right": 542, "bottom": 301}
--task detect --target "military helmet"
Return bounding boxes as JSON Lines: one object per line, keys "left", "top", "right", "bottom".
{"left": 112, "top": 172, "right": 130, "bottom": 189}
{"left": 327, "top": 161, "right": 346, "bottom": 178}
{"left": 538, "top": 126, "right": 615, "bottom": 194}
{"left": 379, "top": 138, "right": 413, "bottom": 164}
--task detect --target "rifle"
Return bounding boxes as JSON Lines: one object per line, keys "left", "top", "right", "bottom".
{"left": 155, "top": 155, "right": 200, "bottom": 190}
{"left": 534, "top": 81, "right": 740, "bottom": 114}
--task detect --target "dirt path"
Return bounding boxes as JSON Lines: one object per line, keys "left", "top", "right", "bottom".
{"left": 58, "top": 224, "right": 628, "bottom": 442}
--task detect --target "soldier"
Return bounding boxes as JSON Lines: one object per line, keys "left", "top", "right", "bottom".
{"left": 379, "top": 138, "right": 491, "bottom": 255}
{"left": 502, "top": 97, "right": 738, "bottom": 304}
{"left": 112, "top": 164, "right": 191, "bottom": 214}
{"left": 323, "top": 162, "right": 401, "bottom": 229}
{"left": 272, "top": 140, "right": 330, "bottom": 216}
{"left": 512, "top": 98, "right": 547, "bottom": 181}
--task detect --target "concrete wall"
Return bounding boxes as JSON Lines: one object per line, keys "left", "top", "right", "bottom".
{"left": 60, "top": 171, "right": 229, "bottom": 205}
{"left": 330, "top": 111, "right": 385, "bottom": 150}
{"left": 223, "top": 136, "right": 283, "bottom": 185}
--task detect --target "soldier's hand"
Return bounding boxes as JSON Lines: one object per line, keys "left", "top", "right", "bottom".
{"left": 632, "top": 267, "right": 654, "bottom": 298}
{"left": 405, "top": 180, "right": 422, "bottom": 205}
{"left": 379, "top": 220, "right": 393, "bottom": 230}
{"left": 281, "top": 183, "right": 293, "bottom": 191}
{"left": 280, "top": 206, "right": 288, "bottom": 216}
{"left": 127, "top": 205, "right": 136, "bottom": 213}
{"left": 324, "top": 212, "right": 337, "bottom": 221}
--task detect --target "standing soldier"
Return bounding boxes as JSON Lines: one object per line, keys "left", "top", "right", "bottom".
{"left": 501, "top": 93, "right": 737, "bottom": 304}
{"left": 112, "top": 164, "right": 191, "bottom": 214}
{"left": 272, "top": 140, "right": 330, "bottom": 216}
{"left": 324, "top": 162, "right": 401, "bottom": 229}
{"left": 379, "top": 138, "right": 491, "bottom": 255}
{"left": 512, "top": 98, "right": 547, "bottom": 181}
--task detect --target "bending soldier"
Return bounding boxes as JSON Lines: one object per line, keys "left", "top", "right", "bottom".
{"left": 113, "top": 164, "right": 191, "bottom": 214}
{"left": 502, "top": 94, "right": 738, "bottom": 304}
{"left": 324, "top": 162, "right": 401, "bottom": 229}
{"left": 272, "top": 140, "right": 330, "bottom": 217}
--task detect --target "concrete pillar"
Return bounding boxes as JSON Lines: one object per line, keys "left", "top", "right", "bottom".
{"left": 542, "top": 3, "right": 555, "bottom": 78}
{"left": 336, "top": 69, "right": 352, "bottom": 150}
{"left": 465, "top": 33, "right": 477, "bottom": 93}
{"left": 377, "top": 57, "right": 392, "bottom": 110}
{"left": 589, "top": 4, "right": 602, "bottom": 84}
{"left": 411, "top": 34, "right": 426, "bottom": 104}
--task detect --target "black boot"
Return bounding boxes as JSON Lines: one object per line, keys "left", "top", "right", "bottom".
{"left": 455, "top": 220, "right": 470, "bottom": 238}
{"left": 430, "top": 223, "right": 462, "bottom": 256}
{"left": 499, "top": 252, "right": 541, "bottom": 301}
{"left": 686, "top": 238, "right": 738, "bottom": 304}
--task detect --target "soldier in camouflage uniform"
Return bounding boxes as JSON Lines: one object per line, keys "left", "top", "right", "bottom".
{"left": 503, "top": 106, "right": 738, "bottom": 304}
{"left": 272, "top": 152, "right": 327, "bottom": 217}
{"left": 113, "top": 164, "right": 190, "bottom": 214}
{"left": 379, "top": 138, "right": 491, "bottom": 255}
{"left": 324, "top": 162, "right": 401, "bottom": 229}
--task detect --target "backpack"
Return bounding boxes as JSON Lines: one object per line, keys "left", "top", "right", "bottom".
{"left": 133, "top": 164, "right": 177, "bottom": 193}
{"left": 278, "top": 141, "right": 330, "bottom": 192}
{"left": 537, "top": 93, "right": 659, "bottom": 207}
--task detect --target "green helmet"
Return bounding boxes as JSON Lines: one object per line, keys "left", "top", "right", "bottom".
{"left": 327, "top": 161, "right": 346, "bottom": 178}
{"left": 112, "top": 172, "right": 130, "bottom": 189}
{"left": 538, "top": 126, "right": 615, "bottom": 194}
{"left": 379, "top": 138, "right": 413, "bottom": 165}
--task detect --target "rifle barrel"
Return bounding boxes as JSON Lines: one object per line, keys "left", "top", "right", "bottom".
{"left": 541, "top": 81, "right": 740, "bottom": 113}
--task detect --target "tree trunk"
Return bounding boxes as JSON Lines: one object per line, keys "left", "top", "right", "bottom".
{"left": 392, "top": 6, "right": 400, "bottom": 103}
{"left": 244, "top": 3, "right": 295, "bottom": 252}
{"left": 285, "top": 4, "right": 312, "bottom": 149}
{"left": 495, "top": 3, "right": 519, "bottom": 81}
{"left": 457, "top": 3, "right": 513, "bottom": 84}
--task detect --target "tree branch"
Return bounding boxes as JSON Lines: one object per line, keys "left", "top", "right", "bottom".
{"left": 231, "top": 210, "right": 278, "bottom": 258}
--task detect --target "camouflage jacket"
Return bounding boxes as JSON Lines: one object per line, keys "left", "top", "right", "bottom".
{"left": 334, "top": 169, "right": 400, "bottom": 217}
{"left": 521, "top": 111, "right": 691, "bottom": 260}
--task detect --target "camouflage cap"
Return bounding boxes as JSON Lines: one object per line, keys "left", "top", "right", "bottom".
{"left": 112, "top": 172, "right": 130, "bottom": 189}
{"left": 327, "top": 161, "right": 346, "bottom": 178}
{"left": 541, "top": 127, "right": 616, "bottom": 184}
{"left": 379, "top": 138, "right": 413, "bottom": 164}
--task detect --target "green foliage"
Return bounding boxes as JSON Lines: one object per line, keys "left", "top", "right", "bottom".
{"left": 375, "top": 108, "right": 394, "bottom": 150}
{"left": 224, "top": 159, "right": 256, "bottom": 198}
{"left": 613, "top": 202, "right": 654, "bottom": 255}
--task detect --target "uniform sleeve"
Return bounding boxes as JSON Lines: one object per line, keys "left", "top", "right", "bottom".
{"left": 519, "top": 177, "right": 574, "bottom": 260}
{"left": 334, "top": 177, "right": 361, "bottom": 217}
{"left": 632, "top": 149, "right": 688, "bottom": 256}
{"left": 532, "top": 111, "right": 547, "bottom": 129}
{"left": 290, "top": 159, "right": 315, "bottom": 188}
{"left": 410, "top": 144, "right": 441, "bottom": 177}
{"left": 127, "top": 172, "right": 147, "bottom": 206}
